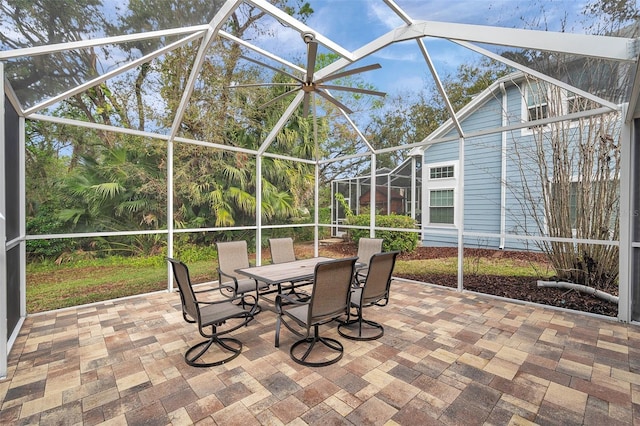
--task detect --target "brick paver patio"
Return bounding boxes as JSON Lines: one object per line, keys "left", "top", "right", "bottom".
{"left": 1, "top": 279, "right": 639, "bottom": 425}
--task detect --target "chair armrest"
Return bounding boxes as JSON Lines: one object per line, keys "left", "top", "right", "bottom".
{"left": 192, "top": 286, "right": 221, "bottom": 295}
{"left": 354, "top": 270, "right": 367, "bottom": 286}
{"left": 217, "top": 268, "right": 239, "bottom": 290}
{"left": 196, "top": 289, "right": 244, "bottom": 306}
{"left": 275, "top": 293, "right": 308, "bottom": 313}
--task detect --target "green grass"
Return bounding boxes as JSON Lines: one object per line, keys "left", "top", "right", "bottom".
{"left": 26, "top": 256, "right": 219, "bottom": 313}
{"left": 26, "top": 252, "right": 552, "bottom": 313}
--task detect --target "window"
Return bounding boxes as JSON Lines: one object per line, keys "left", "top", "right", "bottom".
{"left": 424, "top": 161, "right": 458, "bottom": 226}
{"left": 526, "top": 82, "right": 548, "bottom": 122}
{"left": 429, "top": 189, "right": 454, "bottom": 224}
{"left": 430, "top": 165, "right": 454, "bottom": 179}
{"left": 522, "top": 83, "right": 594, "bottom": 134}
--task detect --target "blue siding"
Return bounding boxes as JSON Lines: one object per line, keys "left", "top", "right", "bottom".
{"left": 421, "top": 84, "right": 547, "bottom": 251}
{"left": 461, "top": 96, "right": 503, "bottom": 249}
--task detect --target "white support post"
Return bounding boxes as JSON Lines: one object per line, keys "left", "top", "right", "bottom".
{"left": 618, "top": 106, "right": 632, "bottom": 322}
{"left": 370, "top": 154, "right": 376, "bottom": 238}
{"left": 499, "top": 82, "right": 507, "bottom": 249}
{"left": 314, "top": 161, "right": 319, "bottom": 257}
{"left": 411, "top": 156, "right": 416, "bottom": 220}
{"left": 457, "top": 137, "right": 465, "bottom": 292}
{"left": 387, "top": 174, "right": 391, "bottom": 215}
{"left": 330, "top": 181, "right": 335, "bottom": 237}
{"left": 256, "top": 155, "right": 263, "bottom": 265}
{"left": 19, "top": 115, "right": 25, "bottom": 321}
{"left": 313, "top": 99, "right": 319, "bottom": 257}
{"left": 167, "top": 139, "right": 174, "bottom": 291}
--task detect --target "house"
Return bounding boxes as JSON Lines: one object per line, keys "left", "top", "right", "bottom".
{"left": 415, "top": 71, "right": 622, "bottom": 251}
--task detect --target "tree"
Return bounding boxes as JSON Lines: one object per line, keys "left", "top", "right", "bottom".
{"left": 511, "top": 79, "right": 622, "bottom": 288}
{"left": 6, "top": 0, "right": 319, "bottom": 256}
{"left": 507, "top": 0, "right": 638, "bottom": 289}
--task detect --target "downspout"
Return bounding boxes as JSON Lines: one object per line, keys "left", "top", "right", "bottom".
{"left": 500, "top": 82, "right": 507, "bottom": 249}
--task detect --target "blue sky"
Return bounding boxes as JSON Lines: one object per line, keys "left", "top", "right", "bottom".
{"left": 275, "top": 0, "right": 589, "bottom": 95}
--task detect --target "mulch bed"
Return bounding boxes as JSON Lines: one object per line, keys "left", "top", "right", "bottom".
{"left": 314, "top": 242, "right": 618, "bottom": 317}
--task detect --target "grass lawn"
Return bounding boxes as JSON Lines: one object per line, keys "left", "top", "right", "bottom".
{"left": 25, "top": 249, "right": 549, "bottom": 313}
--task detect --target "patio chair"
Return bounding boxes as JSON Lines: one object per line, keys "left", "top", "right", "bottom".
{"left": 269, "top": 237, "right": 297, "bottom": 264}
{"left": 216, "top": 241, "right": 267, "bottom": 313}
{"left": 338, "top": 251, "right": 399, "bottom": 341}
{"left": 168, "top": 258, "right": 257, "bottom": 367}
{"left": 269, "top": 237, "right": 312, "bottom": 297}
{"left": 355, "top": 237, "right": 383, "bottom": 283}
{"left": 275, "top": 256, "right": 357, "bottom": 367}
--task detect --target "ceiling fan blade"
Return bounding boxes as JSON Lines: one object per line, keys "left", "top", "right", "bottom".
{"left": 315, "top": 89, "right": 353, "bottom": 114}
{"left": 303, "top": 93, "right": 310, "bottom": 117}
{"left": 241, "top": 55, "right": 303, "bottom": 83}
{"left": 316, "top": 63, "right": 382, "bottom": 84}
{"left": 305, "top": 41, "right": 318, "bottom": 83}
{"left": 258, "top": 87, "right": 301, "bottom": 109}
{"left": 318, "top": 84, "right": 386, "bottom": 97}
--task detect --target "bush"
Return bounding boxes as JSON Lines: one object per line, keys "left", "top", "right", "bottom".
{"left": 173, "top": 243, "right": 217, "bottom": 263}
{"left": 347, "top": 214, "right": 419, "bottom": 253}
{"left": 26, "top": 206, "right": 76, "bottom": 260}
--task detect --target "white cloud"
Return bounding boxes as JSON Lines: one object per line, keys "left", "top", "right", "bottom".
{"left": 367, "top": 2, "right": 404, "bottom": 30}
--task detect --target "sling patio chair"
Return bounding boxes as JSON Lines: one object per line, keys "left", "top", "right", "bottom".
{"left": 168, "top": 257, "right": 258, "bottom": 367}
{"left": 268, "top": 237, "right": 312, "bottom": 297}
{"left": 269, "top": 237, "right": 297, "bottom": 264}
{"left": 355, "top": 237, "right": 383, "bottom": 284}
{"left": 275, "top": 256, "right": 357, "bottom": 367}
{"left": 216, "top": 240, "right": 268, "bottom": 314}
{"left": 338, "top": 251, "right": 399, "bottom": 341}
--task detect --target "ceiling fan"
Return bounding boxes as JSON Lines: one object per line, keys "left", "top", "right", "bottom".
{"left": 236, "top": 31, "right": 386, "bottom": 116}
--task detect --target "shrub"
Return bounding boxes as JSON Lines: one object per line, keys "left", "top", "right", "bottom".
{"left": 347, "top": 214, "right": 419, "bottom": 253}
{"left": 173, "top": 243, "right": 218, "bottom": 263}
{"left": 26, "top": 206, "right": 76, "bottom": 260}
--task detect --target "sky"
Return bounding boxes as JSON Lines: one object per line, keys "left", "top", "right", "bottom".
{"left": 257, "top": 0, "right": 591, "bottom": 96}
{"left": 0, "top": 0, "right": 596, "bottom": 120}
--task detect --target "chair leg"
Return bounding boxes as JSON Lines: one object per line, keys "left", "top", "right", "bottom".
{"left": 289, "top": 324, "right": 344, "bottom": 367}
{"left": 185, "top": 336, "right": 242, "bottom": 367}
{"left": 337, "top": 307, "right": 384, "bottom": 341}
{"left": 240, "top": 294, "right": 261, "bottom": 316}
{"left": 275, "top": 315, "right": 281, "bottom": 348}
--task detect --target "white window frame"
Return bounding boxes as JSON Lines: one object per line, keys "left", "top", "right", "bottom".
{"left": 521, "top": 82, "right": 585, "bottom": 135}
{"left": 424, "top": 160, "right": 459, "bottom": 227}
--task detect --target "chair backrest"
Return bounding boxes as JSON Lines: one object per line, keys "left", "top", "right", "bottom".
{"left": 307, "top": 257, "right": 357, "bottom": 324}
{"left": 269, "top": 237, "right": 296, "bottom": 264}
{"left": 216, "top": 241, "right": 250, "bottom": 285}
{"left": 357, "top": 238, "right": 383, "bottom": 266}
{"left": 168, "top": 257, "right": 199, "bottom": 322}
{"left": 361, "top": 251, "right": 399, "bottom": 305}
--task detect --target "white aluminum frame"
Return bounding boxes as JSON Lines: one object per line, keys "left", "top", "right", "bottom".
{"left": 0, "top": 0, "right": 639, "bottom": 376}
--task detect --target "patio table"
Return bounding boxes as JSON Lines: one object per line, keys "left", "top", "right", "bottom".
{"left": 236, "top": 257, "right": 334, "bottom": 287}
{"left": 237, "top": 257, "right": 364, "bottom": 312}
